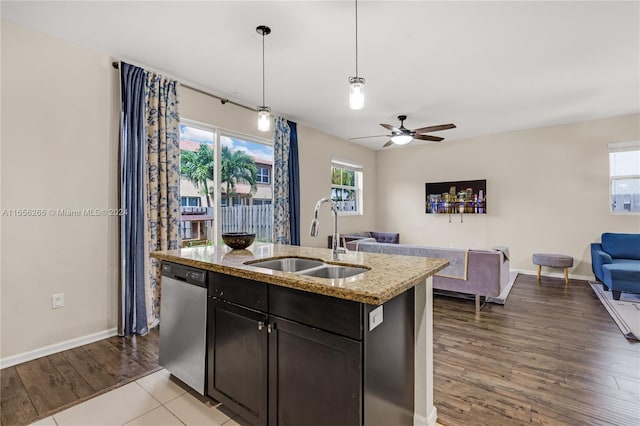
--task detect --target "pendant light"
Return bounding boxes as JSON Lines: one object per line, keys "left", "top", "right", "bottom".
{"left": 348, "top": 0, "right": 365, "bottom": 110}
{"left": 256, "top": 25, "right": 271, "bottom": 132}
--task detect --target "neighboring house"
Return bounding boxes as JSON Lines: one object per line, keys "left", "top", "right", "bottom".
{"left": 180, "top": 139, "right": 273, "bottom": 208}
{"left": 179, "top": 139, "right": 214, "bottom": 245}
{"left": 221, "top": 157, "right": 273, "bottom": 207}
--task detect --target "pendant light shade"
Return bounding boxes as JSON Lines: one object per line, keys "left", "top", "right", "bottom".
{"left": 256, "top": 25, "right": 271, "bottom": 132}
{"left": 349, "top": 76, "right": 365, "bottom": 110}
{"left": 257, "top": 106, "right": 271, "bottom": 132}
{"left": 391, "top": 134, "right": 413, "bottom": 145}
{"left": 348, "top": 0, "right": 365, "bottom": 110}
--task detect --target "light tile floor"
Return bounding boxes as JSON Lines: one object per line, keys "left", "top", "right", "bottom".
{"left": 28, "top": 369, "right": 250, "bottom": 426}
{"left": 29, "top": 368, "right": 445, "bottom": 426}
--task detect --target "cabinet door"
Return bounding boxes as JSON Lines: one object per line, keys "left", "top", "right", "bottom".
{"left": 268, "top": 316, "right": 362, "bottom": 426}
{"left": 208, "top": 299, "right": 268, "bottom": 426}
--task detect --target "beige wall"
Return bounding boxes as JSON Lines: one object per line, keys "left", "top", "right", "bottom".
{"left": 375, "top": 114, "right": 640, "bottom": 277}
{"left": 297, "top": 125, "right": 377, "bottom": 247}
{"left": 1, "top": 21, "right": 120, "bottom": 358}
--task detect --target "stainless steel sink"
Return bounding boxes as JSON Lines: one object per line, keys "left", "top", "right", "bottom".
{"left": 299, "top": 266, "right": 368, "bottom": 279}
{"left": 248, "top": 257, "right": 325, "bottom": 273}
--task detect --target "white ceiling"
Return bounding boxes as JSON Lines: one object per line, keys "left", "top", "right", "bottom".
{"left": 2, "top": 1, "right": 639, "bottom": 150}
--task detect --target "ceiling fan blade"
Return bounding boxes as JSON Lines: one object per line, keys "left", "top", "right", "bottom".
{"left": 414, "top": 123, "right": 456, "bottom": 133}
{"left": 348, "top": 134, "right": 388, "bottom": 140}
{"left": 380, "top": 123, "right": 402, "bottom": 133}
{"left": 382, "top": 140, "right": 394, "bottom": 148}
{"left": 414, "top": 134, "right": 444, "bottom": 142}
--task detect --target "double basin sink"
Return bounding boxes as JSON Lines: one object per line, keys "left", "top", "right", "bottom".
{"left": 245, "top": 257, "right": 369, "bottom": 279}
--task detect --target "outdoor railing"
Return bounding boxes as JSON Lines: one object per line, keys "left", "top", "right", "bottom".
{"left": 221, "top": 204, "right": 274, "bottom": 242}
{"left": 180, "top": 206, "right": 214, "bottom": 243}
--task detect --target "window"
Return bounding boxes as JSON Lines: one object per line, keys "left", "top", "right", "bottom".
{"left": 609, "top": 141, "right": 640, "bottom": 213}
{"left": 180, "top": 196, "right": 201, "bottom": 207}
{"left": 179, "top": 123, "right": 215, "bottom": 245}
{"left": 220, "top": 134, "right": 274, "bottom": 242}
{"left": 331, "top": 158, "right": 363, "bottom": 214}
{"left": 257, "top": 166, "right": 270, "bottom": 184}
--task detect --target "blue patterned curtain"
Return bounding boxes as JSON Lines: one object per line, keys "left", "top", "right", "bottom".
{"left": 143, "top": 72, "right": 181, "bottom": 329}
{"left": 120, "top": 63, "right": 148, "bottom": 335}
{"left": 273, "top": 117, "right": 300, "bottom": 245}
{"left": 119, "top": 63, "right": 180, "bottom": 335}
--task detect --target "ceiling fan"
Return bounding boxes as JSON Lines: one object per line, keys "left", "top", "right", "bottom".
{"left": 350, "top": 115, "right": 456, "bottom": 148}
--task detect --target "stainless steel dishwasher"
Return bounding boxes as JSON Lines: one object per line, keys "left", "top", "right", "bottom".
{"left": 159, "top": 262, "right": 207, "bottom": 395}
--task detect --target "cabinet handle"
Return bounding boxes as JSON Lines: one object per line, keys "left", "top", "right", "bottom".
{"left": 258, "top": 321, "right": 264, "bottom": 331}
{"left": 267, "top": 323, "right": 274, "bottom": 334}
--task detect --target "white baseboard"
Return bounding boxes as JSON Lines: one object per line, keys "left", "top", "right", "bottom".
{"left": 0, "top": 328, "right": 118, "bottom": 369}
{"left": 513, "top": 268, "right": 594, "bottom": 282}
{"left": 414, "top": 406, "right": 438, "bottom": 426}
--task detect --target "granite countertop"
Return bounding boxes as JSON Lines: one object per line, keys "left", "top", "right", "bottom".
{"left": 151, "top": 243, "right": 449, "bottom": 305}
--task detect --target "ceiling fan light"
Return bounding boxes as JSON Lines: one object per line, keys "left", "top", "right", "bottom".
{"left": 391, "top": 134, "right": 413, "bottom": 145}
{"left": 349, "top": 76, "right": 365, "bottom": 110}
{"left": 257, "top": 106, "right": 271, "bottom": 132}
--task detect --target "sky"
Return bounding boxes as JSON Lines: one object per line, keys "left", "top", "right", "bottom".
{"left": 179, "top": 124, "right": 273, "bottom": 163}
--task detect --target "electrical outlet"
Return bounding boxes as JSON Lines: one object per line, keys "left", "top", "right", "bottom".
{"left": 52, "top": 293, "right": 64, "bottom": 309}
{"left": 369, "top": 305, "right": 383, "bottom": 331}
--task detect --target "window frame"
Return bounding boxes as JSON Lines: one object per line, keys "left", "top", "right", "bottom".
{"left": 330, "top": 157, "right": 364, "bottom": 216}
{"left": 180, "top": 120, "right": 274, "bottom": 239}
{"left": 257, "top": 166, "right": 270, "bottom": 184}
{"left": 609, "top": 141, "right": 640, "bottom": 215}
{"left": 180, "top": 196, "right": 202, "bottom": 207}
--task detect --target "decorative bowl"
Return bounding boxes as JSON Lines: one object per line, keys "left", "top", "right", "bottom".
{"left": 222, "top": 232, "right": 256, "bottom": 250}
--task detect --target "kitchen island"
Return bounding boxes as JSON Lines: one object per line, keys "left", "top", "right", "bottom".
{"left": 152, "top": 243, "right": 447, "bottom": 426}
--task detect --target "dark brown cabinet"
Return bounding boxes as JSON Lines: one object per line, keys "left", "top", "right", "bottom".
{"left": 207, "top": 272, "right": 414, "bottom": 426}
{"left": 268, "top": 316, "right": 361, "bottom": 426}
{"left": 208, "top": 299, "right": 268, "bottom": 426}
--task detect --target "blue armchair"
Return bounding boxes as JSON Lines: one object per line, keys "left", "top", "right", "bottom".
{"left": 591, "top": 233, "right": 640, "bottom": 300}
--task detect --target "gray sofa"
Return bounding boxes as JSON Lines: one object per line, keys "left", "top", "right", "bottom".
{"left": 347, "top": 240, "right": 511, "bottom": 313}
{"left": 327, "top": 231, "right": 400, "bottom": 248}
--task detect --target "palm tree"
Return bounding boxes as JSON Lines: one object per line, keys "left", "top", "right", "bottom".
{"left": 180, "top": 144, "right": 214, "bottom": 207}
{"left": 221, "top": 146, "right": 257, "bottom": 206}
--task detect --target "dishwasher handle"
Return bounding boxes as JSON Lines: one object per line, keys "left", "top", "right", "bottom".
{"left": 161, "top": 262, "right": 207, "bottom": 288}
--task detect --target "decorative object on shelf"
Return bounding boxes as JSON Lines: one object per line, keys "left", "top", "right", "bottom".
{"left": 349, "top": 115, "right": 456, "bottom": 148}
{"left": 425, "top": 179, "right": 487, "bottom": 222}
{"left": 348, "top": 0, "right": 365, "bottom": 110}
{"left": 256, "top": 25, "right": 271, "bottom": 132}
{"left": 222, "top": 232, "right": 256, "bottom": 250}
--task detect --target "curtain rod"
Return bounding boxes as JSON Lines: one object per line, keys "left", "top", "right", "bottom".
{"left": 112, "top": 61, "right": 257, "bottom": 113}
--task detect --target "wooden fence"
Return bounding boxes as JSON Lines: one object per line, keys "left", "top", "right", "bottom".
{"left": 221, "top": 204, "right": 274, "bottom": 242}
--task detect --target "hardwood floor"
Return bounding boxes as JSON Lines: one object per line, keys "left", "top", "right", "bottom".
{"left": 434, "top": 274, "right": 640, "bottom": 425}
{"left": 0, "top": 328, "right": 161, "bottom": 426}
{"left": 1, "top": 275, "right": 638, "bottom": 426}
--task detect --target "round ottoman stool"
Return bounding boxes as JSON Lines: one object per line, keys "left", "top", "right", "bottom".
{"left": 532, "top": 253, "right": 573, "bottom": 285}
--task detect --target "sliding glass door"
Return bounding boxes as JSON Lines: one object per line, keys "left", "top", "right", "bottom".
{"left": 179, "top": 120, "right": 274, "bottom": 245}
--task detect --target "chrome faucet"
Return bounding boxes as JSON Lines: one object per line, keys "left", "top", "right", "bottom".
{"left": 310, "top": 197, "right": 346, "bottom": 257}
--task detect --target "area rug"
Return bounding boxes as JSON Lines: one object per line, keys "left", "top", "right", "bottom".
{"left": 590, "top": 281, "right": 640, "bottom": 341}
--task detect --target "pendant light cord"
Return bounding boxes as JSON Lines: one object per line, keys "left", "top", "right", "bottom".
{"left": 355, "top": 0, "right": 359, "bottom": 77}
{"left": 262, "top": 32, "right": 266, "bottom": 106}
